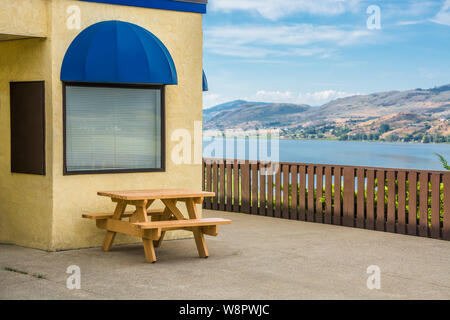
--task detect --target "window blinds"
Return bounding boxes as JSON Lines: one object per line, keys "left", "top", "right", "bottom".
{"left": 65, "top": 86, "right": 162, "bottom": 172}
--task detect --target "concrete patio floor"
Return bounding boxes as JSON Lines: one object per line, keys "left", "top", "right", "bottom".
{"left": 1, "top": 209, "right": 449, "bottom": 300}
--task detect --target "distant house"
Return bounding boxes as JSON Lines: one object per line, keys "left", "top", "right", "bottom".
{"left": 408, "top": 123, "right": 425, "bottom": 127}
{"left": 0, "top": 0, "right": 207, "bottom": 250}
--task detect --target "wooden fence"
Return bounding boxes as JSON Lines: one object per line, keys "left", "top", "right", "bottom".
{"left": 202, "top": 158, "right": 450, "bottom": 240}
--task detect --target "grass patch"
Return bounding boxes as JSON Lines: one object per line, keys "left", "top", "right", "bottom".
{"left": 4, "top": 267, "right": 46, "bottom": 279}
{"left": 4, "top": 267, "right": 28, "bottom": 275}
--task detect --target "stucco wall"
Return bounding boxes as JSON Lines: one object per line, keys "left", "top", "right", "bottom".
{"left": 0, "top": 0, "right": 48, "bottom": 38}
{"left": 0, "top": 0, "right": 204, "bottom": 251}
{"left": 49, "top": 0, "right": 204, "bottom": 250}
{"left": 0, "top": 37, "right": 54, "bottom": 250}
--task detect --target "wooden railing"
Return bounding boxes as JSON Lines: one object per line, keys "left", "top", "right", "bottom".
{"left": 202, "top": 159, "right": 450, "bottom": 240}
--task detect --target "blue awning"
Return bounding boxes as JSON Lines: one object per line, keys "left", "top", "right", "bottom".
{"left": 60, "top": 21, "right": 177, "bottom": 85}
{"left": 202, "top": 70, "right": 208, "bottom": 91}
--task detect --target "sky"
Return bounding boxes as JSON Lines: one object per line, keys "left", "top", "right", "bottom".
{"left": 202, "top": 0, "right": 450, "bottom": 108}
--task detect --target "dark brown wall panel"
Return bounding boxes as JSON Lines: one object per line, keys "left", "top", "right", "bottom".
{"left": 10, "top": 81, "right": 45, "bottom": 175}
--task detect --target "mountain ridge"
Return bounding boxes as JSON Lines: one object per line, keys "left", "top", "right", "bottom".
{"left": 203, "top": 84, "right": 450, "bottom": 143}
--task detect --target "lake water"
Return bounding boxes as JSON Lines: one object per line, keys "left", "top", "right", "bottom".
{"left": 203, "top": 138, "right": 450, "bottom": 171}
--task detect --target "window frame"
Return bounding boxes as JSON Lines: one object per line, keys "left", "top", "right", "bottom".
{"left": 62, "top": 82, "right": 166, "bottom": 175}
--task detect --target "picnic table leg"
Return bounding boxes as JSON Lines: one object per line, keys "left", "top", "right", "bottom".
{"left": 129, "top": 200, "right": 159, "bottom": 262}
{"left": 102, "top": 200, "right": 126, "bottom": 252}
{"left": 161, "top": 199, "right": 186, "bottom": 220}
{"left": 153, "top": 207, "right": 171, "bottom": 248}
{"left": 130, "top": 200, "right": 152, "bottom": 223}
{"left": 142, "top": 238, "right": 157, "bottom": 263}
{"left": 186, "top": 198, "right": 209, "bottom": 258}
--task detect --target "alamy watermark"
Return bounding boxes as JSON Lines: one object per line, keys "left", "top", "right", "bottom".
{"left": 367, "top": 5, "right": 381, "bottom": 30}
{"left": 366, "top": 265, "right": 381, "bottom": 290}
{"left": 174, "top": 121, "right": 281, "bottom": 174}
{"left": 66, "top": 5, "right": 81, "bottom": 30}
{"left": 66, "top": 265, "right": 81, "bottom": 290}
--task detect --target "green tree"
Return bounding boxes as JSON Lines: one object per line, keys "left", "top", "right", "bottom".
{"left": 379, "top": 123, "right": 390, "bottom": 134}
{"left": 404, "top": 134, "right": 413, "bottom": 142}
{"left": 387, "top": 134, "right": 399, "bottom": 142}
{"left": 435, "top": 153, "right": 450, "bottom": 170}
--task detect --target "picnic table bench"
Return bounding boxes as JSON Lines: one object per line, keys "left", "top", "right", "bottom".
{"left": 83, "top": 189, "right": 231, "bottom": 263}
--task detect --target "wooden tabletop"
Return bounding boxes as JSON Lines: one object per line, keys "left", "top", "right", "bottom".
{"left": 97, "top": 189, "right": 215, "bottom": 201}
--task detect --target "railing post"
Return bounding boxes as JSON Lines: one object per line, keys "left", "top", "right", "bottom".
{"left": 251, "top": 162, "right": 259, "bottom": 215}
{"left": 299, "top": 165, "right": 306, "bottom": 221}
{"left": 386, "top": 171, "right": 396, "bottom": 233}
{"left": 233, "top": 159, "right": 240, "bottom": 213}
{"left": 219, "top": 161, "right": 225, "bottom": 211}
{"left": 366, "top": 169, "right": 375, "bottom": 230}
{"left": 282, "top": 164, "right": 290, "bottom": 219}
{"left": 418, "top": 172, "right": 429, "bottom": 237}
{"left": 205, "top": 160, "right": 212, "bottom": 209}
{"left": 407, "top": 172, "right": 417, "bottom": 235}
{"left": 316, "top": 166, "right": 324, "bottom": 223}
{"left": 307, "top": 166, "right": 315, "bottom": 222}
{"left": 275, "top": 165, "right": 282, "bottom": 218}
{"left": 356, "top": 168, "right": 365, "bottom": 229}
{"left": 343, "top": 167, "right": 355, "bottom": 227}
{"left": 259, "top": 163, "right": 267, "bottom": 216}
{"left": 241, "top": 160, "right": 250, "bottom": 214}
{"left": 443, "top": 172, "right": 450, "bottom": 240}
{"left": 267, "top": 165, "right": 274, "bottom": 217}
{"left": 430, "top": 173, "right": 441, "bottom": 239}
{"left": 290, "top": 165, "right": 298, "bottom": 220}
{"left": 324, "top": 166, "right": 332, "bottom": 224}
{"left": 397, "top": 171, "right": 407, "bottom": 234}
{"left": 202, "top": 159, "right": 205, "bottom": 208}
{"left": 333, "top": 167, "right": 342, "bottom": 225}
{"left": 226, "top": 160, "right": 232, "bottom": 212}
{"left": 212, "top": 160, "right": 218, "bottom": 210}
{"left": 376, "top": 170, "right": 385, "bottom": 231}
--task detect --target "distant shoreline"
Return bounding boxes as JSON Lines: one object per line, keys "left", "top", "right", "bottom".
{"left": 202, "top": 133, "right": 450, "bottom": 145}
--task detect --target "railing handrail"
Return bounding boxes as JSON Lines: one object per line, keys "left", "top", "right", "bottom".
{"left": 203, "top": 158, "right": 449, "bottom": 176}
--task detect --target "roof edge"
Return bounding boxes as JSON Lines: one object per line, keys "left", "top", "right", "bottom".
{"left": 78, "top": 0, "right": 207, "bottom": 14}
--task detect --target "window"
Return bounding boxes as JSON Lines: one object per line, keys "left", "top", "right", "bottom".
{"left": 10, "top": 81, "right": 46, "bottom": 175}
{"left": 63, "top": 83, "right": 165, "bottom": 174}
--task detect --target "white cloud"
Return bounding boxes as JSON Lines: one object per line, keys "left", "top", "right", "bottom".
{"left": 384, "top": 1, "right": 439, "bottom": 19}
{"left": 205, "top": 24, "right": 371, "bottom": 59}
{"left": 203, "top": 93, "right": 232, "bottom": 109}
{"left": 254, "top": 90, "right": 295, "bottom": 101}
{"left": 396, "top": 20, "right": 427, "bottom": 26}
{"left": 418, "top": 67, "right": 446, "bottom": 80}
{"left": 250, "top": 89, "right": 359, "bottom": 106}
{"left": 209, "top": 0, "right": 361, "bottom": 20}
{"left": 206, "top": 24, "right": 370, "bottom": 47}
{"left": 205, "top": 43, "right": 330, "bottom": 59}
{"left": 394, "top": 1, "right": 450, "bottom": 27}
{"left": 431, "top": 0, "right": 450, "bottom": 26}
{"left": 203, "top": 89, "right": 359, "bottom": 109}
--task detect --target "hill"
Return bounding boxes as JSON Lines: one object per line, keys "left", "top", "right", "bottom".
{"left": 204, "top": 84, "right": 450, "bottom": 143}
{"left": 204, "top": 101, "right": 311, "bottom": 130}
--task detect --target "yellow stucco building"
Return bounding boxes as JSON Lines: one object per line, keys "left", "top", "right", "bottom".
{"left": 0, "top": 0, "right": 207, "bottom": 251}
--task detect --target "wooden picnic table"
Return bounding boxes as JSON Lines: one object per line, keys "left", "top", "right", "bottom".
{"left": 83, "top": 189, "right": 231, "bottom": 263}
